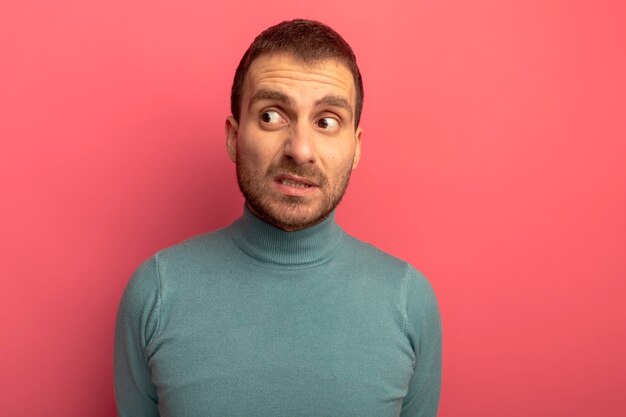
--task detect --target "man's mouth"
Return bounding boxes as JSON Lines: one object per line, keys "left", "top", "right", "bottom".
{"left": 273, "top": 174, "right": 319, "bottom": 195}
{"left": 279, "top": 178, "right": 314, "bottom": 188}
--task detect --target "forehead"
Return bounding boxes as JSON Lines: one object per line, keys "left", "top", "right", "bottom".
{"left": 242, "top": 54, "right": 356, "bottom": 105}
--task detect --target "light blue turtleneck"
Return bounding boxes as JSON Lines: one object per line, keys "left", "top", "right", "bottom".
{"left": 114, "top": 207, "right": 441, "bottom": 417}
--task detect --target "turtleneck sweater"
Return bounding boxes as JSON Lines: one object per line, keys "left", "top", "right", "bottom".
{"left": 115, "top": 207, "right": 441, "bottom": 417}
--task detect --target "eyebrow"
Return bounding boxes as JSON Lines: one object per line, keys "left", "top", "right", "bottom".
{"left": 249, "top": 88, "right": 354, "bottom": 121}
{"left": 315, "top": 96, "right": 354, "bottom": 121}
{"left": 249, "top": 89, "right": 294, "bottom": 110}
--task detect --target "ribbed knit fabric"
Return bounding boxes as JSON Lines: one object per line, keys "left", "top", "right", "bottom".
{"left": 229, "top": 207, "right": 344, "bottom": 267}
{"left": 114, "top": 207, "right": 442, "bottom": 417}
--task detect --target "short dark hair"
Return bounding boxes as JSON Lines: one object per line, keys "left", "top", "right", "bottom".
{"left": 230, "top": 19, "right": 364, "bottom": 128}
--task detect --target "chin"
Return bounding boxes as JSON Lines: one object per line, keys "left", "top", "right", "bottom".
{"left": 258, "top": 199, "right": 330, "bottom": 231}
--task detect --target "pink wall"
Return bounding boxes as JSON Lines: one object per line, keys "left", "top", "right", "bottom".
{"left": 2, "top": 1, "right": 625, "bottom": 415}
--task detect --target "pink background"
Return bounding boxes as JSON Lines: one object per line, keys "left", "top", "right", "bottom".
{"left": 2, "top": 1, "right": 625, "bottom": 416}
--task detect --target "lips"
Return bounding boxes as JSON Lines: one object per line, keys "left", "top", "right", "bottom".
{"left": 275, "top": 174, "right": 318, "bottom": 187}
{"left": 280, "top": 178, "right": 313, "bottom": 188}
{"left": 273, "top": 174, "right": 319, "bottom": 195}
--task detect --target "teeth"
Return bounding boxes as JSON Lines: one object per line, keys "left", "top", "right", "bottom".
{"left": 281, "top": 179, "right": 311, "bottom": 188}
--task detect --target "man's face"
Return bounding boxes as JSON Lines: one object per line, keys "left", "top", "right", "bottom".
{"left": 225, "top": 53, "right": 362, "bottom": 231}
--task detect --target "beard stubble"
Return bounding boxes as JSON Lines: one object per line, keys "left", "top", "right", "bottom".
{"left": 236, "top": 152, "right": 353, "bottom": 231}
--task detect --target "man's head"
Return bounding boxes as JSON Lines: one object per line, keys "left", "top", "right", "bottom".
{"left": 225, "top": 19, "right": 363, "bottom": 231}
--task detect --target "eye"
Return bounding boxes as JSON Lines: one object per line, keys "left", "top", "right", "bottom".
{"left": 260, "top": 110, "right": 286, "bottom": 126}
{"left": 316, "top": 117, "right": 340, "bottom": 130}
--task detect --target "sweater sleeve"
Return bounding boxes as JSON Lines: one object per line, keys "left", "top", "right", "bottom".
{"left": 114, "top": 256, "right": 161, "bottom": 417}
{"left": 400, "top": 266, "right": 442, "bottom": 417}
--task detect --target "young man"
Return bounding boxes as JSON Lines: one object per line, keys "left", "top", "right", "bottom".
{"left": 115, "top": 19, "right": 441, "bottom": 417}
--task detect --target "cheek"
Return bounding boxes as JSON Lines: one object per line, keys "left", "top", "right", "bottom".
{"left": 238, "top": 140, "right": 276, "bottom": 172}
{"left": 321, "top": 145, "right": 357, "bottom": 175}
{"left": 240, "top": 129, "right": 286, "bottom": 165}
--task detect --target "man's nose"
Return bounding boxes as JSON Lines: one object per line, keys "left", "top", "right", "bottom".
{"left": 283, "top": 121, "right": 315, "bottom": 165}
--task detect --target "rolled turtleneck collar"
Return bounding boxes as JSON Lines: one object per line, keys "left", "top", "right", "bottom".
{"left": 229, "top": 205, "right": 346, "bottom": 268}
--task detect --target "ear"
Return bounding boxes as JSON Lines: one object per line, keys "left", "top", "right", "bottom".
{"left": 351, "top": 127, "right": 362, "bottom": 170}
{"left": 225, "top": 116, "right": 239, "bottom": 163}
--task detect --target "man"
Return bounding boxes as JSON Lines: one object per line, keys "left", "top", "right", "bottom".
{"left": 115, "top": 19, "right": 441, "bottom": 417}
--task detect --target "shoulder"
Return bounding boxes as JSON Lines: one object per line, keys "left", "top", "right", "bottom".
{"left": 154, "top": 227, "right": 233, "bottom": 264}
{"left": 342, "top": 233, "right": 406, "bottom": 265}
{"left": 123, "top": 226, "right": 235, "bottom": 293}
{"left": 343, "top": 232, "right": 437, "bottom": 300}
{"left": 340, "top": 233, "right": 423, "bottom": 279}
{"left": 337, "top": 233, "right": 435, "bottom": 299}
